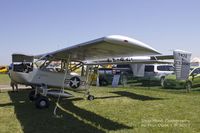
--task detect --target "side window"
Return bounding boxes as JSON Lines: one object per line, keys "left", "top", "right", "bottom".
{"left": 157, "top": 66, "right": 164, "bottom": 71}
{"left": 166, "top": 66, "right": 174, "bottom": 71}
{"left": 157, "top": 65, "right": 174, "bottom": 71}
{"left": 169, "top": 66, "right": 175, "bottom": 71}
{"left": 117, "top": 64, "right": 130, "bottom": 68}
{"left": 145, "top": 66, "right": 154, "bottom": 72}
{"left": 197, "top": 68, "right": 200, "bottom": 74}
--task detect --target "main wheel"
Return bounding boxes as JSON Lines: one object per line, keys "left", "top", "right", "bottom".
{"left": 35, "top": 96, "right": 50, "bottom": 109}
{"left": 87, "top": 95, "right": 95, "bottom": 101}
{"left": 29, "top": 90, "right": 40, "bottom": 101}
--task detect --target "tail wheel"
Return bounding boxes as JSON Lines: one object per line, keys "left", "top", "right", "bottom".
{"left": 160, "top": 77, "right": 165, "bottom": 88}
{"left": 185, "top": 82, "right": 192, "bottom": 92}
{"left": 87, "top": 95, "right": 95, "bottom": 101}
{"left": 35, "top": 96, "right": 50, "bottom": 109}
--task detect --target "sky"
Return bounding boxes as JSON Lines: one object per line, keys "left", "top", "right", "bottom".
{"left": 0, "top": 0, "right": 200, "bottom": 65}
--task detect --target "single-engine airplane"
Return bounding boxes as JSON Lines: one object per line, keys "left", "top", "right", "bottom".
{"left": 9, "top": 35, "right": 161, "bottom": 109}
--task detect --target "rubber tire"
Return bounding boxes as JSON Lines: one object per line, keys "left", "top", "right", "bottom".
{"left": 29, "top": 90, "right": 40, "bottom": 101}
{"left": 87, "top": 95, "right": 95, "bottom": 101}
{"left": 35, "top": 96, "right": 50, "bottom": 109}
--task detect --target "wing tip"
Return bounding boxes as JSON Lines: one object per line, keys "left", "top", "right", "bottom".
{"left": 104, "top": 35, "right": 161, "bottom": 55}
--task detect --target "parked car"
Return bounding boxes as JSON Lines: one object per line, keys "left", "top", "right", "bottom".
{"left": 141, "top": 64, "right": 174, "bottom": 86}
{"left": 98, "top": 65, "right": 135, "bottom": 86}
{"left": 163, "top": 66, "right": 200, "bottom": 90}
{"left": 98, "top": 68, "right": 113, "bottom": 86}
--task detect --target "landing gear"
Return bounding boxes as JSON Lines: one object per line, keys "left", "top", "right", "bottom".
{"left": 29, "top": 89, "right": 50, "bottom": 109}
{"left": 87, "top": 95, "right": 95, "bottom": 101}
{"left": 29, "top": 90, "right": 40, "bottom": 101}
{"left": 35, "top": 96, "right": 50, "bottom": 109}
{"left": 29, "top": 85, "right": 94, "bottom": 109}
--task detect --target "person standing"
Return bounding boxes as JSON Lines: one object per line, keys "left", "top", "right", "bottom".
{"left": 10, "top": 80, "right": 18, "bottom": 92}
{"left": 8, "top": 63, "right": 19, "bottom": 92}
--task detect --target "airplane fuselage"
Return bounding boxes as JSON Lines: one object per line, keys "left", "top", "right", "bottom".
{"left": 9, "top": 69, "right": 87, "bottom": 91}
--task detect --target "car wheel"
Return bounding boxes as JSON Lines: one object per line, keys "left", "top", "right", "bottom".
{"left": 185, "top": 82, "right": 192, "bottom": 92}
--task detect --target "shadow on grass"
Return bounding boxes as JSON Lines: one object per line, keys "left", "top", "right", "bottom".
{"left": 59, "top": 98, "right": 131, "bottom": 131}
{"left": 7, "top": 89, "right": 131, "bottom": 133}
{"left": 95, "top": 95, "right": 121, "bottom": 100}
{"left": 111, "top": 91, "right": 164, "bottom": 101}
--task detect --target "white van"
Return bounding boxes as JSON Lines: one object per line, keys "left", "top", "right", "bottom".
{"left": 143, "top": 64, "right": 174, "bottom": 86}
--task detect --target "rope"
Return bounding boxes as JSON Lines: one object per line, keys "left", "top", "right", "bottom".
{"left": 53, "top": 69, "right": 68, "bottom": 117}
{"left": 53, "top": 64, "right": 96, "bottom": 116}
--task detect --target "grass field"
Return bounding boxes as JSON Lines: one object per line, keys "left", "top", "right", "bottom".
{"left": 0, "top": 85, "right": 200, "bottom": 133}
{"left": 0, "top": 74, "right": 10, "bottom": 85}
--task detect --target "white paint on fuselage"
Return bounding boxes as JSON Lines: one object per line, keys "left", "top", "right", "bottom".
{"left": 9, "top": 69, "right": 87, "bottom": 91}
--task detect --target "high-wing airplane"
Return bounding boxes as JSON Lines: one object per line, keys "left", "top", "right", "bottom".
{"left": 9, "top": 35, "right": 161, "bottom": 109}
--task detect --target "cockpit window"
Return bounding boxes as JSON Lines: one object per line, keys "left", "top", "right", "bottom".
{"left": 13, "top": 62, "right": 33, "bottom": 73}
{"left": 40, "top": 60, "right": 61, "bottom": 72}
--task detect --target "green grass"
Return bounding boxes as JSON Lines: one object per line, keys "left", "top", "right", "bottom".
{"left": 0, "top": 74, "right": 10, "bottom": 85}
{"left": 0, "top": 86, "right": 200, "bottom": 133}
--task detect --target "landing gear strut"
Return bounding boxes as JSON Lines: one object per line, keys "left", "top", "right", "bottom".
{"left": 29, "top": 90, "right": 40, "bottom": 101}
{"left": 28, "top": 87, "right": 50, "bottom": 109}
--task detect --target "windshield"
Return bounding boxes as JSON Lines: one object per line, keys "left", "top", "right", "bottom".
{"left": 170, "top": 67, "right": 195, "bottom": 75}
{"left": 190, "top": 68, "right": 194, "bottom": 71}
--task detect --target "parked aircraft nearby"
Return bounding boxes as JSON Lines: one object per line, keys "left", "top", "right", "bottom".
{"left": 9, "top": 35, "right": 162, "bottom": 109}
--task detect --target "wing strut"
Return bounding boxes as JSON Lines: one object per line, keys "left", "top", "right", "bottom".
{"left": 53, "top": 55, "right": 71, "bottom": 117}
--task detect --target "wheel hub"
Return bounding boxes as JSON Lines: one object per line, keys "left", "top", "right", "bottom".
{"left": 40, "top": 100, "right": 46, "bottom": 106}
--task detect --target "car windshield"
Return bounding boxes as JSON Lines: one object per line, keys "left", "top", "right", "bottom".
{"left": 170, "top": 67, "right": 195, "bottom": 75}
{"left": 190, "top": 68, "right": 194, "bottom": 71}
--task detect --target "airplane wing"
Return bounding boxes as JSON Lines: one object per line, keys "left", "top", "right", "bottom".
{"left": 150, "top": 55, "right": 174, "bottom": 60}
{"left": 35, "top": 35, "right": 160, "bottom": 61}
{"left": 12, "top": 54, "right": 34, "bottom": 62}
{"left": 87, "top": 59, "right": 173, "bottom": 65}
